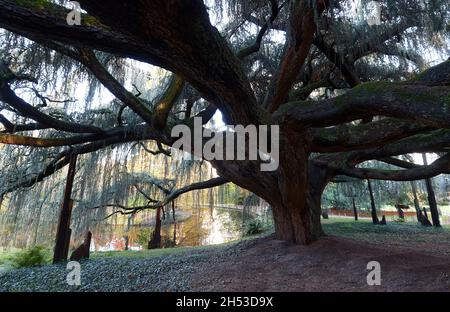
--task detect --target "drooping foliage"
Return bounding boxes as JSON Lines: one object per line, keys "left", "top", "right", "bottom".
{"left": 0, "top": 0, "right": 449, "bottom": 246}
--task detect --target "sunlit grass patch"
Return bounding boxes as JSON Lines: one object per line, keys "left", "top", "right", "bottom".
{"left": 0, "top": 251, "right": 15, "bottom": 266}
{"left": 91, "top": 245, "right": 213, "bottom": 260}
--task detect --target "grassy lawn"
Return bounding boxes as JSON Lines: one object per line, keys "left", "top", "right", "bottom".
{"left": 1, "top": 219, "right": 449, "bottom": 266}
{"left": 378, "top": 204, "right": 450, "bottom": 215}
{"left": 0, "top": 251, "right": 15, "bottom": 266}
{"left": 90, "top": 243, "right": 230, "bottom": 260}
{"left": 0, "top": 244, "right": 222, "bottom": 266}
{"left": 0, "top": 235, "right": 254, "bottom": 265}
{"left": 322, "top": 217, "right": 450, "bottom": 255}
{"left": 90, "top": 234, "right": 262, "bottom": 259}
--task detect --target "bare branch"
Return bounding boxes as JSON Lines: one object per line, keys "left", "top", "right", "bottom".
{"left": 93, "top": 177, "right": 228, "bottom": 219}
{"left": 237, "top": 0, "right": 283, "bottom": 59}
{"left": 0, "top": 63, "right": 104, "bottom": 134}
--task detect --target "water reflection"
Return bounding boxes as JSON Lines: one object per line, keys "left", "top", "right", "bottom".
{"left": 91, "top": 206, "right": 258, "bottom": 252}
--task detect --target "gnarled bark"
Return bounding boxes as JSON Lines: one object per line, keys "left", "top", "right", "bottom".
{"left": 248, "top": 135, "right": 329, "bottom": 244}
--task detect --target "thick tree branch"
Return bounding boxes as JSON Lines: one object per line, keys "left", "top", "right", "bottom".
{"left": 0, "top": 133, "right": 94, "bottom": 147}
{"left": 318, "top": 129, "right": 450, "bottom": 169}
{"left": 0, "top": 124, "right": 154, "bottom": 147}
{"left": 152, "top": 75, "right": 185, "bottom": 130}
{"left": 76, "top": 48, "right": 155, "bottom": 124}
{"left": 275, "top": 81, "right": 450, "bottom": 129}
{"left": 336, "top": 153, "right": 450, "bottom": 181}
{"left": 0, "top": 0, "right": 161, "bottom": 63}
{"left": 0, "top": 83, "right": 104, "bottom": 134}
{"left": 0, "top": 131, "right": 165, "bottom": 197}
{"left": 379, "top": 156, "right": 450, "bottom": 174}
{"left": 0, "top": 63, "right": 104, "bottom": 133}
{"left": 265, "top": 0, "right": 329, "bottom": 113}
{"left": 313, "top": 35, "right": 360, "bottom": 87}
{"left": 289, "top": 79, "right": 330, "bottom": 101}
{"left": 0, "top": 0, "right": 260, "bottom": 125}
{"left": 348, "top": 20, "right": 413, "bottom": 62}
{"left": 311, "top": 118, "right": 432, "bottom": 152}
{"left": 371, "top": 45, "right": 426, "bottom": 71}
{"left": 77, "top": 0, "right": 260, "bottom": 125}
{"left": 0, "top": 113, "right": 14, "bottom": 132}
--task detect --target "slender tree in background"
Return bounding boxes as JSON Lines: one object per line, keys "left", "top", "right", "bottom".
{"left": 422, "top": 153, "right": 441, "bottom": 227}
{"left": 351, "top": 195, "right": 358, "bottom": 221}
{"left": 0, "top": 0, "right": 449, "bottom": 245}
{"left": 367, "top": 179, "right": 379, "bottom": 224}
{"left": 148, "top": 206, "right": 162, "bottom": 249}
{"left": 410, "top": 181, "right": 421, "bottom": 218}
{"left": 53, "top": 155, "right": 77, "bottom": 263}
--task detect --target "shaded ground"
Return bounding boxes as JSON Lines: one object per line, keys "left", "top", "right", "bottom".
{"left": 192, "top": 235, "right": 450, "bottom": 291}
{"left": 1, "top": 219, "right": 449, "bottom": 291}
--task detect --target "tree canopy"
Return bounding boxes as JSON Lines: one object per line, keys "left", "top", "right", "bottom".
{"left": 0, "top": 0, "right": 449, "bottom": 245}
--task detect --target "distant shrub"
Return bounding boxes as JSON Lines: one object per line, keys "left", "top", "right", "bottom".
{"left": 243, "top": 218, "right": 265, "bottom": 236}
{"left": 11, "top": 246, "right": 50, "bottom": 268}
{"left": 136, "top": 228, "right": 152, "bottom": 247}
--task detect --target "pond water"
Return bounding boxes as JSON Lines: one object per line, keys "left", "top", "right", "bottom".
{"left": 90, "top": 205, "right": 272, "bottom": 252}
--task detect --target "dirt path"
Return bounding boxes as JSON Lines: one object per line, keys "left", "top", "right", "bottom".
{"left": 191, "top": 235, "right": 450, "bottom": 291}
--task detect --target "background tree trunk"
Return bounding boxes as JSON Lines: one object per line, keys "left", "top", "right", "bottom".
{"left": 367, "top": 179, "right": 379, "bottom": 224}
{"left": 422, "top": 154, "right": 441, "bottom": 227}
{"left": 148, "top": 206, "right": 162, "bottom": 249}
{"left": 352, "top": 197, "right": 358, "bottom": 221}
{"left": 410, "top": 181, "right": 421, "bottom": 220}
{"left": 172, "top": 201, "right": 177, "bottom": 246}
{"left": 124, "top": 215, "right": 132, "bottom": 251}
{"left": 53, "top": 155, "right": 77, "bottom": 263}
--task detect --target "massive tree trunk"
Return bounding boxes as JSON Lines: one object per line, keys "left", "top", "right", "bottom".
{"left": 212, "top": 130, "right": 331, "bottom": 245}
{"left": 256, "top": 140, "right": 329, "bottom": 244}
{"left": 273, "top": 135, "right": 312, "bottom": 244}
{"left": 268, "top": 169, "right": 327, "bottom": 245}
{"left": 307, "top": 164, "right": 330, "bottom": 240}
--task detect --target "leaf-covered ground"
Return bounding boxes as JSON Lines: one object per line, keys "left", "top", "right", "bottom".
{"left": 1, "top": 218, "right": 449, "bottom": 292}
{"left": 0, "top": 239, "right": 253, "bottom": 292}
